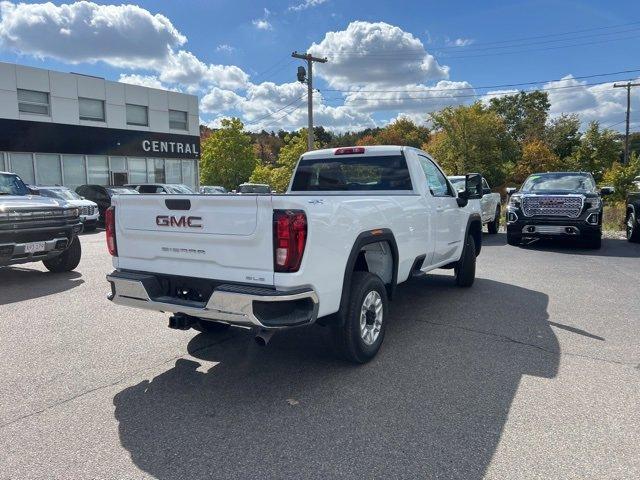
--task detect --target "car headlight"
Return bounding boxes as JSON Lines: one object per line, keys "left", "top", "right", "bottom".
{"left": 508, "top": 195, "right": 522, "bottom": 208}
{"left": 586, "top": 197, "right": 601, "bottom": 210}
{"left": 64, "top": 208, "right": 80, "bottom": 218}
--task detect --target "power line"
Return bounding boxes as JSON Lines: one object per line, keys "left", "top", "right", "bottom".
{"left": 319, "top": 68, "right": 640, "bottom": 94}
{"left": 320, "top": 80, "right": 615, "bottom": 104}
{"left": 244, "top": 93, "right": 307, "bottom": 126}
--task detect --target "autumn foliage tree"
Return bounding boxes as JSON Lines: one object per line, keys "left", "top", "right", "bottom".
{"left": 511, "top": 139, "right": 561, "bottom": 184}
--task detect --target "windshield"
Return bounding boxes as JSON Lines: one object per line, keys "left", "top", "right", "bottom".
{"left": 0, "top": 173, "right": 29, "bottom": 196}
{"left": 448, "top": 177, "right": 465, "bottom": 191}
{"left": 166, "top": 184, "right": 194, "bottom": 194}
{"left": 521, "top": 173, "right": 596, "bottom": 193}
{"left": 108, "top": 188, "right": 139, "bottom": 195}
{"left": 40, "top": 188, "right": 82, "bottom": 201}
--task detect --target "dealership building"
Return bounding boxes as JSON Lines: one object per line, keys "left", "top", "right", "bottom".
{"left": 0, "top": 61, "right": 200, "bottom": 190}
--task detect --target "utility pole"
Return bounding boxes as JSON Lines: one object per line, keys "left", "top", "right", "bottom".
{"left": 613, "top": 81, "right": 640, "bottom": 164}
{"left": 292, "top": 51, "right": 327, "bottom": 151}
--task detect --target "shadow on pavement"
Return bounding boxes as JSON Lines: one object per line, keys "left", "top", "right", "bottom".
{"left": 114, "top": 275, "right": 558, "bottom": 480}
{"left": 0, "top": 268, "right": 83, "bottom": 305}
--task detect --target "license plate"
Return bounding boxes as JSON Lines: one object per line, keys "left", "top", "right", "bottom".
{"left": 24, "top": 242, "right": 46, "bottom": 253}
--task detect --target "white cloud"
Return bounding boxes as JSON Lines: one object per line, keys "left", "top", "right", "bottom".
{"left": 446, "top": 37, "right": 474, "bottom": 47}
{"left": 159, "top": 49, "right": 249, "bottom": 90}
{"left": 0, "top": 1, "right": 185, "bottom": 68}
{"left": 201, "top": 87, "right": 244, "bottom": 113}
{"left": 252, "top": 8, "right": 272, "bottom": 30}
{"left": 216, "top": 44, "right": 235, "bottom": 53}
{"left": 118, "top": 74, "right": 173, "bottom": 90}
{"left": 307, "top": 21, "right": 449, "bottom": 88}
{"left": 288, "top": 0, "right": 328, "bottom": 12}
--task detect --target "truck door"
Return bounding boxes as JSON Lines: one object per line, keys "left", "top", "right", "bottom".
{"left": 417, "top": 155, "right": 463, "bottom": 265}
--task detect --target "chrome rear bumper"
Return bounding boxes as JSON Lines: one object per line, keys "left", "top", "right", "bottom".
{"left": 106, "top": 270, "right": 319, "bottom": 330}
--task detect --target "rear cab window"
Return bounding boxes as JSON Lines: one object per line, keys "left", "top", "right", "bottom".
{"left": 291, "top": 154, "right": 413, "bottom": 192}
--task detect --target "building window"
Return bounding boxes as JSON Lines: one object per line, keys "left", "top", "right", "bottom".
{"left": 126, "top": 104, "right": 148, "bottom": 126}
{"left": 182, "top": 159, "right": 196, "bottom": 189}
{"left": 169, "top": 110, "right": 188, "bottom": 130}
{"left": 165, "top": 159, "right": 182, "bottom": 183}
{"left": 62, "top": 155, "right": 86, "bottom": 190}
{"left": 127, "top": 158, "right": 147, "bottom": 183}
{"left": 79, "top": 98, "right": 105, "bottom": 122}
{"left": 17, "top": 89, "right": 50, "bottom": 116}
{"left": 35, "top": 154, "right": 62, "bottom": 185}
{"left": 87, "top": 156, "right": 109, "bottom": 185}
{"left": 9, "top": 153, "right": 35, "bottom": 184}
{"left": 147, "top": 158, "right": 165, "bottom": 183}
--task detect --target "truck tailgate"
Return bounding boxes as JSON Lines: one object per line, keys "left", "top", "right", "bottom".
{"left": 112, "top": 194, "right": 275, "bottom": 285}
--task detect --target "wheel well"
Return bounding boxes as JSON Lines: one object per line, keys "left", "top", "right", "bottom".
{"left": 353, "top": 241, "right": 394, "bottom": 287}
{"left": 469, "top": 219, "right": 482, "bottom": 255}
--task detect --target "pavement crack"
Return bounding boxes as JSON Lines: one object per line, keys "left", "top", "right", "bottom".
{"left": 415, "top": 319, "right": 637, "bottom": 367}
{"left": 0, "top": 334, "right": 238, "bottom": 430}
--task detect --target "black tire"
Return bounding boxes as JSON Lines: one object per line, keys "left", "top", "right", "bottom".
{"left": 507, "top": 232, "right": 521, "bottom": 246}
{"left": 487, "top": 206, "right": 500, "bottom": 234}
{"left": 193, "top": 320, "right": 231, "bottom": 333}
{"left": 83, "top": 225, "right": 96, "bottom": 232}
{"left": 43, "top": 236, "right": 81, "bottom": 273}
{"left": 582, "top": 234, "right": 602, "bottom": 250}
{"left": 627, "top": 210, "right": 640, "bottom": 243}
{"left": 332, "top": 271, "right": 388, "bottom": 364}
{"left": 454, "top": 234, "right": 476, "bottom": 287}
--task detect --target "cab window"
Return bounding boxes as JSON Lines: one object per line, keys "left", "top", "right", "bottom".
{"left": 417, "top": 156, "right": 452, "bottom": 197}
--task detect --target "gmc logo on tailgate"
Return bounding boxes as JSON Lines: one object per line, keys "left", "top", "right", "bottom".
{"left": 156, "top": 215, "right": 203, "bottom": 228}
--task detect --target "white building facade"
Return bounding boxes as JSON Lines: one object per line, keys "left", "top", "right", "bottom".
{"left": 0, "top": 62, "right": 200, "bottom": 190}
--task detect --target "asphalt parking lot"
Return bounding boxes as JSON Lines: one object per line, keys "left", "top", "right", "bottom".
{"left": 0, "top": 231, "right": 639, "bottom": 480}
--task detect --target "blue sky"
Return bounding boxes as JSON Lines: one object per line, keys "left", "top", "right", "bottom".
{"left": 1, "top": 0, "right": 639, "bottom": 132}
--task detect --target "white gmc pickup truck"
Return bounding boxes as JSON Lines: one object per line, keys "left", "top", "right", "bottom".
{"left": 106, "top": 146, "right": 483, "bottom": 362}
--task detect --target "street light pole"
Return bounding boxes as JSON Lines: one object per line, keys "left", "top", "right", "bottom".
{"left": 292, "top": 51, "right": 327, "bottom": 151}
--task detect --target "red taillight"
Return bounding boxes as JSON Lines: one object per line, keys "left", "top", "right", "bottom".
{"left": 335, "top": 147, "right": 365, "bottom": 155}
{"left": 105, "top": 206, "right": 117, "bottom": 257}
{"left": 273, "top": 210, "right": 307, "bottom": 272}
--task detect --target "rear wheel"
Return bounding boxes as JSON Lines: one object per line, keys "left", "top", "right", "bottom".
{"left": 332, "top": 271, "right": 388, "bottom": 364}
{"left": 487, "top": 206, "right": 501, "bottom": 234}
{"left": 43, "top": 237, "right": 81, "bottom": 273}
{"left": 627, "top": 210, "right": 640, "bottom": 243}
{"left": 454, "top": 234, "right": 476, "bottom": 287}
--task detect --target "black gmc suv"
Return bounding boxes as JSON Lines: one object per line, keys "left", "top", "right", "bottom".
{"left": 0, "top": 171, "right": 83, "bottom": 272}
{"left": 506, "top": 172, "right": 613, "bottom": 249}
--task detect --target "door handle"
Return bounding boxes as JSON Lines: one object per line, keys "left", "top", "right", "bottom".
{"left": 436, "top": 206, "right": 444, "bottom": 212}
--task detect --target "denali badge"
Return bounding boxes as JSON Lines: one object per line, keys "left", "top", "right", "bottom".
{"left": 156, "top": 215, "right": 203, "bottom": 228}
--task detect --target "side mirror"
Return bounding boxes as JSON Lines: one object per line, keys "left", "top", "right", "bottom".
{"left": 465, "top": 173, "right": 483, "bottom": 200}
{"left": 506, "top": 187, "right": 517, "bottom": 196}
{"left": 600, "top": 186, "right": 614, "bottom": 196}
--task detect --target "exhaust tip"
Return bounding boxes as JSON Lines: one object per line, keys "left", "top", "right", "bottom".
{"left": 254, "top": 329, "right": 274, "bottom": 346}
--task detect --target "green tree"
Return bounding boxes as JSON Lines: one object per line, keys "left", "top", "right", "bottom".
{"left": 545, "top": 114, "right": 582, "bottom": 159}
{"left": 601, "top": 152, "right": 640, "bottom": 201}
{"left": 425, "top": 102, "right": 517, "bottom": 187}
{"left": 489, "top": 91, "right": 550, "bottom": 143}
{"left": 250, "top": 129, "right": 319, "bottom": 192}
{"left": 356, "top": 118, "right": 430, "bottom": 148}
{"left": 200, "top": 118, "right": 256, "bottom": 190}
{"left": 566, "top": 121, "right": 621, "bottom": 182}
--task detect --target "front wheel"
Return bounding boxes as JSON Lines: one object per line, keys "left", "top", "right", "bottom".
{"left": 332, "top": 271, "right": 388, "bottom": 364}
{"left": 507, "top": 232, "right": 521, "bottom": 246}
{"left": 454, "top": 234, "right": 476, "bottom": 287}
{"left": 487, "top": 206, "right": 501, "bottom": 234}
{"left": 627, "top": 211, "right": 640, "bottom": 243}
{"left": 43, "top": 237, "right": 81, "bottom": 273}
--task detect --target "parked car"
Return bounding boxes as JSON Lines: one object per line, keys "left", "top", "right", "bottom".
{"left": 35, "top": 186, "right": 99, "bottom": 231}
{"left": 237, "top": 183, "right": 271, "bottom": 194}
{"left": 75, "top": 185, "right": 138, "bottom": 225}
{"left": 0, "top": 171, "right": 82, "bottom": 271}
{"left": 200, "top": 185, "right": 227, "bottom": 194}
{"left": 124, "top": 183, "right": 194, "bottom": 194}
{"left": 106, "top": 145, "right": 484, "bottom": 363}
{"left": 448, "top": 176, "right": 501, "bottom": 233}
{"left": 505, "top": 171, "right": 613, "bottom": 249}
{"left": 625, "top": 176, "right": 640, "bottom": 243}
